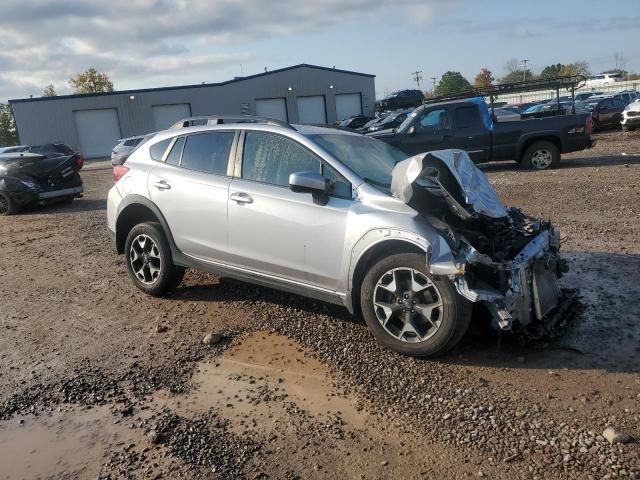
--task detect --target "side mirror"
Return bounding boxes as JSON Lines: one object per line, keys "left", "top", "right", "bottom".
{"left": 289, "top": 171, "right": 330, "bottom": 195}
{"left": 407, "top": 125, "right": 416, "bottom": 135}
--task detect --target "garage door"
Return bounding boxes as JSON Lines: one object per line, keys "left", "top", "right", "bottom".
{"left": 255, "top": 98, "right": 288, "bottom": 122}
{"left": 336, "top": 93, "right": 362, "bottom": 121}
{"left": 297, "top": 96, "right": 327, "bottom": 124}
{"left": 153, "top": 103, "right": 192, "bottom": 131}
{"left": 73, "top": 109, "right": 121, "bottom": 159}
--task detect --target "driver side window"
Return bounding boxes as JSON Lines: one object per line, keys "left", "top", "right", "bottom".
{"left": 417, "top": 108, "right": 450, "bottom": 132}
{"left": 243, "top": 132, "right": 320, "bottom": 187}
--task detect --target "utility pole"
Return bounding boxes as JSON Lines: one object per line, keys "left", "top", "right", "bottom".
{"left": 521, "top": 59, "right": 529, "bottom": 82}
{"left": 412, "top": 70, "right": 423, "bottom": 89}
{"left": 431, "top": 76, "right": 437, "bottom": 92}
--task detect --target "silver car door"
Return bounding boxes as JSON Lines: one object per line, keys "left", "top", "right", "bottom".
{"left": 148, "top": 132, "right": 235, "bottom": 261}
{"left": 226, "top": 131, "right": 352, "bottom": 290}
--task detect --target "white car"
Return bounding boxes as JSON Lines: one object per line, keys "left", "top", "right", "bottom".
{"left": 584, "top": 73, "right": 624, "bottom": 88}
{"left": 111, "top": 134, "right": 154, "bottom": 166}
{"left": 621, "top": 100, "right": 640, "bottom": 132}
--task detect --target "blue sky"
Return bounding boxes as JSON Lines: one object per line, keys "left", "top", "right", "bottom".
{"left": 0, "top": 0, "right": 638, "bottom": 101}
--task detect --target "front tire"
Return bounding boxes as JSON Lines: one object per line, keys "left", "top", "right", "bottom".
{"left": 124, "top": 222, "right": 184, "bottom": 297}
{"left": 360, "top": 253, "right": 471, "bottom": 357}
{"left": 521, "top": 141, "right": 560, "bottom": 170}
{"left": 0, "top": 192, "right": 17, "bottom": 216}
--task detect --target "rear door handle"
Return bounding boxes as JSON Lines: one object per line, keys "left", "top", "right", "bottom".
{"left": 152, "top": 180, "right": 171, "bottom": 190}
{"left": 230, "top": 192, "right": 253, "bottom": 204}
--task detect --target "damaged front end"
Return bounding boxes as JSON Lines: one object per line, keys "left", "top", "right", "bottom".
{"left": 391, "top": 150, "right": 580, "bottom": 340}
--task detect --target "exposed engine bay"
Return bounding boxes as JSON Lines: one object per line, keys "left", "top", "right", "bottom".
{"left": 391, "top": 150, "right": 580, "bottom": 339}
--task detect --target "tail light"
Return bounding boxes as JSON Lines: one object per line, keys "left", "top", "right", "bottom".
{"left": 74, "top": 154, "right": 85, "bottom": 170}
{"left": 585, "top": 115, "right": 593, "bottom": 135}
{"left": 113, "top": 165, "right": 129, "bottom": 183}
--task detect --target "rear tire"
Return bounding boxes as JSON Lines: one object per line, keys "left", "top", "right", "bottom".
{"left": 521, "top": 140, "right": 560, "bottom": 170}
{"left": 0, "top": 192, "right": 17, "bottom": 216}
{"left": 124, "top": 222, "right": 183, "bottom": 297}
{"left": 360, "top": 253, "right": 472, "bottom": 357}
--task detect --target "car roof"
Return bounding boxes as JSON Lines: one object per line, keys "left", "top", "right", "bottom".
{"left": 148, "top": 122, "right": 360, "bottom": 143}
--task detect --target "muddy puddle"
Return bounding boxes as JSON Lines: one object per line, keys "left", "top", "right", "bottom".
{"left": 0, "top": 406, "right": 136, "bottom": 480}
{"left": 156, "top": 331, "right": 369, "bottom": 431}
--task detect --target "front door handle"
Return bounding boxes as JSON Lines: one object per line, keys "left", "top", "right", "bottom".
{"left": 230, "top": 192, "right": 253, "bottom": 204}
{"left": 152, "top": 180, "right": 171, "bottom": 190}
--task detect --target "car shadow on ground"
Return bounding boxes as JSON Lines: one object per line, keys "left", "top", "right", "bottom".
{"left": 17, "top": 198, "right": 107, "bottom": 215}
{"left": 169, "top": 250, "right": 640, "bottom": 374}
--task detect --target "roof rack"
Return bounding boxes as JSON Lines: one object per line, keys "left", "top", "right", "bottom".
{"left": 169, "top": 115, "right": 296, "bottom": 130}
{"left": 422, "top": 76, "right": 587, "bottom": 106}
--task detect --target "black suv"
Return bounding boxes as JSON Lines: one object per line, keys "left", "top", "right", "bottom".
{"left": 376, "top": 90, "right": 424, "bottom": 112}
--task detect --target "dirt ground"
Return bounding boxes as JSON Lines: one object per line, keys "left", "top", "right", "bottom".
{"left": 0, "top": 130, "right": 638, "bottom": 480}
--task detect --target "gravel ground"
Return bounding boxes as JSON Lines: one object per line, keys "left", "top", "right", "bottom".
{"left": 0, "top": 130, "right": 638, "bottom": 479}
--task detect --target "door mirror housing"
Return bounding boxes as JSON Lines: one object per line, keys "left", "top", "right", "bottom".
{"left": 289, "top": 171, "right": 330, "bottom": 195}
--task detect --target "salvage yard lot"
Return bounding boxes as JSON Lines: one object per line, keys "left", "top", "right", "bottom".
{"left": 0, "top": 131, "right": 638, "bottom": 479}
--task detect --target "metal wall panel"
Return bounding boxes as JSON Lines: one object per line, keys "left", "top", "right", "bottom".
{"left": 10, "top": 65, "right": 376, "bottom": 157}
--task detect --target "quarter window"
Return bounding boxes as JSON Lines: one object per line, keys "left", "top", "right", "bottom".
{"left": 455, "top": 106, "right": 482, "bottom": 129}
{"left": 149, "top": 139, "right": 172, "bottom": 161}
{"left": 165, "top": 136, "right": 185, "bottom": 166}
{"left": 181, "top": 132, "right": 234, "bottom": 174}
{"left": 242, "top": 132, "right": 320, "bottom": 187}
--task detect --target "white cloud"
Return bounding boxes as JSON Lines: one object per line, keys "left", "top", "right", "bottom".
{"left": 0, "top": 0, "right": 457, "bottom": 101}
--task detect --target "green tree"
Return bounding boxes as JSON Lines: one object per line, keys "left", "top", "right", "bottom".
{"left": 500, "top": 57, "right": 536, "bottom": 83}
{"left": 559, "top": 61, "right": 590, "bottom": 77}
{"left": 435, "top": 71, "right": 471, "bottom": 96}
{"left": 42, "top": 84, "right": 57, "bottom": 97}
{"left": 500, "top": 69, "right": 536, "bottom": 84}
{"left": 474, "top": 68, "right": 494, "bottom": 88}
{"left": 540, "top": 63, "right": 564, "bottom": 80}
{"left": 68, "top": 67, "right": 114, "bottom": 94}
{"left": 0, "top": 104, "right": 18, "bottom": 147}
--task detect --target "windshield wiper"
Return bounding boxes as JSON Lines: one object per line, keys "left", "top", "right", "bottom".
{"left": 363, "top": 177, "right": 391, "bottom": 188}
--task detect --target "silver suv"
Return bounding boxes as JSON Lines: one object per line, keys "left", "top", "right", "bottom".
{"left": 107, "top": 116, "right": 571, "bottom": 357}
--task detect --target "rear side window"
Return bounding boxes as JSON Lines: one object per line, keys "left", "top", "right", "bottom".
{"left": 181, "top": 132, "right": 234, "bottom": 174}
{"left": 149, "top": 139, "right": 172, "bottom": 161}
{"left": 455, "top": 106, "right": 482, "bottom": 129}
{"left": 123, "top": 139, "right": 137, "bottom": 147}
{"left": 242, "top": 132, "right": 320, "bottom": 187}
{"left": 165, "top": 137, "right": 185, "bottom": 166}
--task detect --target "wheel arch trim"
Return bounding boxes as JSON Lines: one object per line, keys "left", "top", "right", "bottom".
{"left": 115, "top": 195, "right": 179, "bottom": 256}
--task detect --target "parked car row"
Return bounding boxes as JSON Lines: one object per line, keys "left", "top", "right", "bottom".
{"left": 368, "top": 97, "right": 595, "bottom": 170}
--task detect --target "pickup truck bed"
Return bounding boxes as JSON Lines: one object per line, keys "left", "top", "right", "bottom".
{"left": 370, "top": 98, "right": 596, "bottom": 170}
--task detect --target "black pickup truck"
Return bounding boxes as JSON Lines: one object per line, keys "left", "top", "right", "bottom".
{"left": 369, "top": 98, "right": 596, "bottom": 170}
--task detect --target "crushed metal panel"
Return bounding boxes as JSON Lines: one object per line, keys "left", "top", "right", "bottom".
{"left": 390, "top": 149, "right": 508, "bottom": 219}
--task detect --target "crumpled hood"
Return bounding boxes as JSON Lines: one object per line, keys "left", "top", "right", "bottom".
{"left": 390, "top": 149, "right": 508, "bottom": 219}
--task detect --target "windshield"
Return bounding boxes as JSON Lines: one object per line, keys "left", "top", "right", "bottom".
{"left": 396, "top": 111, "right": 418, "bottom": 133}
{"left": 379, "top": 112, "right": 402, "bottom": 125}
{"left": 310, "top": 134, "right": 407, "bottom": 188}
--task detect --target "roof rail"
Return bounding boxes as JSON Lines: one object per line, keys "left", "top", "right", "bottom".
{"left": 422, "top": 75, "right": 588, "bottom": 105}
{"left": 169, "top": 115, "right": 296, "bottom": 130}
